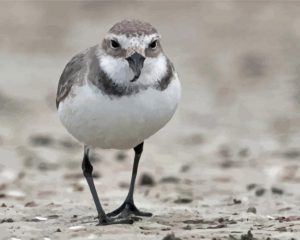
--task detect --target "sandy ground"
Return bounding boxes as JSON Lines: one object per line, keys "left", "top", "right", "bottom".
{"left": 0, "top": 1, "right": 300, "bottom": 239}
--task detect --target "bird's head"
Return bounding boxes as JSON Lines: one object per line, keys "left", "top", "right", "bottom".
{"left": 100, "top": 20, "right": 167, "bottom": 85}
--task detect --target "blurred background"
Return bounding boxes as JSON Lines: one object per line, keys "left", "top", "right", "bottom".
{"left": 0, "top": 1, "right": 299, "bottom": 239}
{"left": 1, "top": 1, "right": 300, "bottom": 149}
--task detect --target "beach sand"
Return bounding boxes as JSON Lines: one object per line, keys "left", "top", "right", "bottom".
{"left": 0, "top": 1, "right": 299, "bottom": 239}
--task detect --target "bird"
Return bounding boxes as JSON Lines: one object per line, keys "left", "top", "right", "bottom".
{"left": 56, "top": 19, "right": 181, "bottom": 225}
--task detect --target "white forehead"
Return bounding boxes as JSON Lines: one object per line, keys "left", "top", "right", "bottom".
{"left": 106, "top": 33, "right": 160, "bottom": 49}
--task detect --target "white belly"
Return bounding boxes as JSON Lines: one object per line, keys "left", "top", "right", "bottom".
{"left": 58, "top": 78, "right": 181, "bottom": 149}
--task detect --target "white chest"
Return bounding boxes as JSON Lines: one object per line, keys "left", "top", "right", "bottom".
{"left": 58, "top": 78, "right": 181, "bottom": 149}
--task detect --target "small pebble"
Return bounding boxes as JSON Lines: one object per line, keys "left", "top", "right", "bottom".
{"left": 276, "top": 226, "right": 287, "bottom": 232}
{"left": 92, "top": 172, "right": 101, "bottom": 179}
{"left": 233, "top": 199, "right": 242, "bottom": 204}
{"left": 160, "top": 176, "right": 180, "bottom": 184}
{"left": 183, "top": 224, "right": 192, "bottom": 230}
{"left": 241, "top": 230, "right": 253, "bottom": 240}
{"left": 180, "top": 164, "right": 190, "bottom": 173}
{"left": 183, "top": 219, "right": 204, "bottom": 224}
{"left": 220, "top": 160, "right": 235, "bottom": 168}
{"left": 247, "top": 207, "right": 257, "bottom": 214}
{"left": 56, "top": 228, "right": 62, "bottom": 232}
{"left": 162, "top": 233, "right": 182, "bottom": 240}
{"left": 1, "top": 218, "right": 14, "bottom": 223}
{"left": 239, "top": 148, "right": 249, "bottom": 157}
{"left": 29, "top": 134, "right": 53, "bottom": 146}
{"left": 278, "top": 207, "right": 291, "bottom": 212}
{"left": 139, "top": 173, "right": 155, "bottom": 186}
{"left": 255, "top": 188, "right": 266, "bottom": 197}
{"left": 246, "top": 183, "right": 257, "bottom": 191}
{"left": 25, "top": 201, "right": 38, "bottom": 207}
{"left": 174, "top": 198, "right": 193, "bottom": 204}
{"left": 71, "top": 183, "right": 84, "bottom": 192}
{"left": 48, "top": 215, "right": 59, "bottom": 219}
{"left": 1, "top": 203, "right": 7, "bottom": 207}
{"left": 119, "top": 182, "right": 129, "bottom": 189}
{"left": 271, "top": 187, "right": 283, "bottom": 195}
{"left": 283, "top": 149, "right": 300, "bottom": 159}
{"left": 115, "top": 152, "right": 127, "bottom": 161}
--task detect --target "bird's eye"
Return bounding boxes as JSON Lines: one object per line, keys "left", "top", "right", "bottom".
{"left": 110, "top": 40, "right": 120, "bottom": 49}
{"left": 149, "top": 40, "right": 157, "bottom": 49}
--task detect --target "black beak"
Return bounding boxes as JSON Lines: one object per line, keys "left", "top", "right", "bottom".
{"left": 126, "top": 52, "right": 145, "bottom": 82}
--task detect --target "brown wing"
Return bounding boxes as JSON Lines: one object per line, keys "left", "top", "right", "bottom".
{"left": 56, "top": 51, "right": 87, "bottom": 109}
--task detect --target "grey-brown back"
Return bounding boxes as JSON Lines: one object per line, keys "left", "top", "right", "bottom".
{"left": 56, "top": 47, "right": 94, "bottom": 108}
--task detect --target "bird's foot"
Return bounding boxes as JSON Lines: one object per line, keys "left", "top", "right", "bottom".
{"left": 96, "top": 215, "right": 135, "bottom": 226}
{"left": 107, "top": 201, "right": 152, "bottom": 218}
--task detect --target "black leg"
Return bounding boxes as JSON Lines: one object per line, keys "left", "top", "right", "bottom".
{"left": 107, "top": 142, "right": 152, "bottom": 218}
{"left": 82, "top": 146, "right": 134, "bottom": 225}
